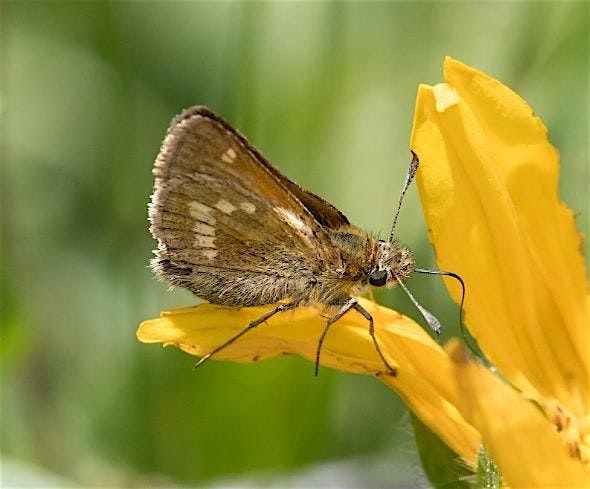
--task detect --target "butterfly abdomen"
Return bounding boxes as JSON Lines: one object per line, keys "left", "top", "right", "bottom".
{"left": 151, "top": 251, "right": 321, "bottom": 307}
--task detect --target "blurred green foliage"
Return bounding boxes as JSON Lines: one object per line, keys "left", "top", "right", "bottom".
{"left": 411, "top": 414, "right": 474, "bottom": 489}
{"left": 1, "top": 1, "right": 587, "bottom": 487}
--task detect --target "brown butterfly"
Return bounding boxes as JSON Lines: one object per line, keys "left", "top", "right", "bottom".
{"left": 149, "top": 106, "right": 464, "bottom": 376}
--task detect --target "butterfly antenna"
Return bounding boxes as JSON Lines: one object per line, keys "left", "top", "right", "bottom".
{"left": 413, "top": 268, "right": 484, "bottom": 362}
{"left": 414, "top": 268, "right": 465, "bottom": 335}
{"left": 393, "top": 273, "right": 442, "bottom": 335}
{"left": 389, "top": 150, "right": 420, "bottom": 242}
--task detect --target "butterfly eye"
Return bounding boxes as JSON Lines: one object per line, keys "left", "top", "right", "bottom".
{"left": 369, "top": 269, "right": 387, "bottom": 287}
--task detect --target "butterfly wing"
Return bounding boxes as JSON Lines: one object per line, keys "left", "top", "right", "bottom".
{"left": 149, "top": 106, "right": 340, "bottom": 306}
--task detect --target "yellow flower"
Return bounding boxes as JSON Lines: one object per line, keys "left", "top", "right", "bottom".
{"left": 412, "top": 56, "right": 589, "bottom": 486}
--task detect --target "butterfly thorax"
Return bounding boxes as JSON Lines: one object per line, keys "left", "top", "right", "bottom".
{"left": 321, "top": 225, "right": 414, "bottom": 298}
{"left": 284, "top": 225, "right": 414, "bottom": 305}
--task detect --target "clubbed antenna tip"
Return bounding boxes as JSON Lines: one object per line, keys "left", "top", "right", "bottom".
{"left": 394, "top": 274, "right": 442, "bottom": 335}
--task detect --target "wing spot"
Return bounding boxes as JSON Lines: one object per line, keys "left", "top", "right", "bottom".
{"left": 215, "top": 199, "right": 237, "bottom": 214}
{"left": 193, "top": 222, "right": 215, "bottom": 236}
{"left": 194, "top": 235, "right": 216, "bottom": 248}
{"left": 201, "top": 249, "right": 218, "bottom": 261}
{"left": 189, "top": 201, "right": 216, "bottom": 225}
{"left": 239, "top": 202, "right": 256, "bottom": 214}
{"left": 221, "top": 147, "right": 237, "bottom": 163}
{"left": 274, "top": 207, "right": 312, "bottom": 235}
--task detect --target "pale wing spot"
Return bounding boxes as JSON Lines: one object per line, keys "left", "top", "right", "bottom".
{"left": 215, "top": 199, "right": 237, "bottom": 214}
{"left": 189, "top": 201, "right": 211, "bottom": 214}
{"left": 201, "top": 249, "right": 218, "bottom": 261}
{"left": 189, "top": 201, "right": 216, "bottom": 225}
{"left": 194, "top": 235, "right": 216, "bottom": 248}
{"left": 221, "top": 147, "right": 237, "bottom": 163}
{"left": 274, "top": 207, "right": 312, "bottom": 234}
{"left": 193, "top": 222, "right": 215, "bottom": 236}
{"left": 239, "top": 202, "right": 256, "bottom": 214}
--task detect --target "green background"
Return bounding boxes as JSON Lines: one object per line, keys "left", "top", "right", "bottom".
{"left": 2, "top": 2, "right": 588, "bottom": 487}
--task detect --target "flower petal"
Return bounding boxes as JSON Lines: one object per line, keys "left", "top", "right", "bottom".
{"left": 138, "top": 298, "right": 480, "bottom": 464}
{"left": 410, "top": 57, "right": 589, "bottom": 418}
{"left": 449, "top": 342, "right": 590, "bottom": 487}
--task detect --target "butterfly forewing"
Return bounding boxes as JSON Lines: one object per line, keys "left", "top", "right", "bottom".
{"left": 149, "top": 107, "right": 339, "bottom": 306}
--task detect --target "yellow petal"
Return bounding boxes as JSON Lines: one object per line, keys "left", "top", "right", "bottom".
{"left": 138, "top": 298, "right": 480, "bottom": 464}
{"left": 411, "top": 57, "right": 589, "bottom": 418}
{"left": 449, "top": 341, "right": 590, "bottom": 487}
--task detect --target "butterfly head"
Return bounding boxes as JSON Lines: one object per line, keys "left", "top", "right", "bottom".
{"left": 369, "top": 240, "right": 414, "bottom": 288}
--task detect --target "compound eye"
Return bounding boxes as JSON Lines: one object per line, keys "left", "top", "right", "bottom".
{"left": 369, "top": 269, "right": 387, "bottom": 287}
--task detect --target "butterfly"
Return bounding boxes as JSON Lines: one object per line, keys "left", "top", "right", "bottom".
{"left": 149, "top": 106, "right": 464, "bottom": 376}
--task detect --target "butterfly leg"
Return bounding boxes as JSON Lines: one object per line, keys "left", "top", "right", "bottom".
{"left": 353, "top": 302, "right": 397, "bottom": 377}
{"left": 194, "top": 301, "right": 297, "bottom": 369}
{"left": 315, "top": 298, "right": 397, "bottom": 377}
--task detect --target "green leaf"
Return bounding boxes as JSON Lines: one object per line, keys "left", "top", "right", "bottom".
{"left": 476, "top": 444, "right": 502, "bottom": 489}
{"left": 411, "top": 413, "right": 475, "bottom": 488}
